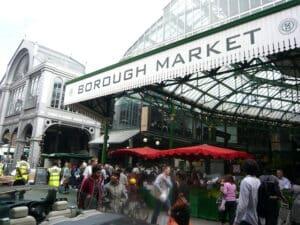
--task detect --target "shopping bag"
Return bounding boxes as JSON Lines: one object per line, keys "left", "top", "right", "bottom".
{"left": 159, "top": 190, "right": 168, "bottom": 202}
{"left": 218, "top": 199, "right": 226, "bottom": 211}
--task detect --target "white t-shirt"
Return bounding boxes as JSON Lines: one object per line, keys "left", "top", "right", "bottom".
{"left": 83, "top": 165, "right": 92, "bottom": 178}
{"left": 235, "top": 176, "right": 261, "bottom": 225}
{"left": 278, "top": 177, "right": 291, "bottom": 190}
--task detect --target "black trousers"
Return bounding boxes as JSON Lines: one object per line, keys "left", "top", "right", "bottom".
{"left": 220, "top": 201, "right": 236, "bottom": 225}
{"left": 13, "top": 179, "right": 26, "bottom": 200}
{"left": 240, "top": 221, "right": 252, "bottom": 225}
{"left": 265, "top": 214, "right": 279, "bottom": 225}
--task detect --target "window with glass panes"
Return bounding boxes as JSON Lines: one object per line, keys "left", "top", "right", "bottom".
{"left": 51, "top": 78, "right": 63, "bottom": 108}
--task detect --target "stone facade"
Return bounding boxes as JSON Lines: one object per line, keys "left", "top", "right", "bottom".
{"left": 0, "top": 40, "right": 101, "bottom": 168}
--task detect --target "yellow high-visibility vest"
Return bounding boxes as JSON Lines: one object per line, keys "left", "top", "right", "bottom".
{"left": 0, "top": 163, "right": 4, "bottom": 176}
{"left": 15, "top": 161, "right": 29, "bottom": 182}
{"left": 48, "top": 167, "right": 61, "bottom": 188}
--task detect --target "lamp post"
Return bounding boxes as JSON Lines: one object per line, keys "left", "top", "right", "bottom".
{"left": 101, "top": 121, "right": 109, "bottom": 164}
{"left": 169, "top": 101, "right": 175, "bottom": 149}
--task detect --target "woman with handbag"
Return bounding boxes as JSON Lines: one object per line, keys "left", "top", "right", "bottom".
{"left": 220, "top": 175, "right": 237, "bottom": 225}
{"left": 168, "top": 193, "right": 191, "bottom": 225}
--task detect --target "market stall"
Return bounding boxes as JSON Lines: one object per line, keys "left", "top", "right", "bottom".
{"left": 160, "top": 144, "right": 253, "bottom": 220}
{"left": 110, "top": 144, "right": 253, "bottom": 221}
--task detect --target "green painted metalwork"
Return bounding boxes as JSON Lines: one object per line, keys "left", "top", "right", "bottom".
{"left": 169, "top": 101, "right": 175, "bottom": 149}
{"left": 101, "top": 122, "right": 109, "bottom": 164}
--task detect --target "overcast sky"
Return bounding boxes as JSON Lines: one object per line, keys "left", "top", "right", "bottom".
{"left": 0, "top": 0, "right": 169, "bottom": 79}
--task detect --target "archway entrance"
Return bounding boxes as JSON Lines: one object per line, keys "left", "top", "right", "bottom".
{"left": 43, "top": 125, "right": 90, "bottom": 154}
{"left": 11, "top": 128, "right": 18, "bottom": 147}
{"left": 22, "top": 124, "right": 33, "bottom": 158}
{"left": 1, "top": 130, "right": 10, "bottom": 144}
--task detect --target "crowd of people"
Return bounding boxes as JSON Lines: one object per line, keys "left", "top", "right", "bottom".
{"left": 1, "top": 155, "right": 300, "bottom": 225}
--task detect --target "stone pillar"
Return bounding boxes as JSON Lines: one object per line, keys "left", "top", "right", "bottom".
{"left": 30, "top": 117, "right": 46, "bottom": 168}
{"left": 29, "top": 138, "right": 42, "bottom": 168}
{"left": 13, "top": 139, "right": 26, "bottom": 166}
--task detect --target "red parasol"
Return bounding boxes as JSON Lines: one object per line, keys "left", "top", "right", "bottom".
{"left": 109, "top": 147, "right": 161, "bottom": 160}
{"left": 160, "top": 144, "right": 253, "bottom": 160}
{"left": 110, "top": 144, "right": 253, "bottom": 160}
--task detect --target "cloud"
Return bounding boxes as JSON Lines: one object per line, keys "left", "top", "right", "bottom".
{"left": 0, "top": 0, "right": 169, "bottom": 78}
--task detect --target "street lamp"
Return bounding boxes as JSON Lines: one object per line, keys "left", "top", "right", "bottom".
{"left": 155, "top": 140, "right": 160, "bottom": 146}
{"left": 143, "top": 137, "right": 148, "bottom": 143}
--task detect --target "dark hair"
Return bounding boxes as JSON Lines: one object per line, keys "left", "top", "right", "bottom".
{"left": 294, "top": 178, "right": 300, "bottom": 185}
{"left": 242, "top": 159, "right": 259, "bottom": 176}
{"left": 92, "top": 165, "right": 101, "bottom": 174}
{"left": 112, "top": 171, "right": 120, "bottom": 178}
{"left": 176, "top": 171, "right": 186, "bottom": 181}
{"left": 21, "top": 155, "right": 27, "bottom": 161}
{"left": 224, "top": 175, "right": 235, "bottom": 184}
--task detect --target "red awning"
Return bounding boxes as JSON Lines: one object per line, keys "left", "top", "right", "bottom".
{"left": 160, "top": 144, "right": 253, "bottom": 160}
{"left": 110, "top": 144, "right": 253, "bottom": 160}
{"left": 109, "top": 147, "right": 160, "bottom": 160}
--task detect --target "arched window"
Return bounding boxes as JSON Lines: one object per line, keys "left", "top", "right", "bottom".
{"left": 13, "top": 53, "right": 29, "bottom": 81}
{"left": 51, "top": 78, "right": 63, "bottom": 108}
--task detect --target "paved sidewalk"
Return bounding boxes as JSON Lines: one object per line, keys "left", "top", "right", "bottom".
{"left": 23, "top": 185, "right": 219, "bottom": 225}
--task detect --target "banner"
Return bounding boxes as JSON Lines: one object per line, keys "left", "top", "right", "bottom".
{"left": 65, "top": 5, "right": 299, "bottom": 105}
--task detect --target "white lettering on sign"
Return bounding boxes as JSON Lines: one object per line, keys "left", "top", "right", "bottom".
{"left": 65, "top": 6, "right": 299, "bottom": 105}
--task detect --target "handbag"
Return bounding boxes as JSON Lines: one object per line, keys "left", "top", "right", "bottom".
{"left": 218, "top": 199, "right": 226, "bottom": 211}
{"left": 159, "top": 190, "right": 168, "bottom": 202}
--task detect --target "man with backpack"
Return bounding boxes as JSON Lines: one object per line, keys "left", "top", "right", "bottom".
{"left": 257, "top": 172, "right": 285, "bottom": 225}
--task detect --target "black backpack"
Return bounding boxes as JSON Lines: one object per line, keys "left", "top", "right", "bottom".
{"left": 257, "top": 175, "right": 279, "bottom": 218}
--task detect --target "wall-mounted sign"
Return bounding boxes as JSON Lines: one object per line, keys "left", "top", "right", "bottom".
{"left": 65, "top": 5, "right": 299, "bottom": 105}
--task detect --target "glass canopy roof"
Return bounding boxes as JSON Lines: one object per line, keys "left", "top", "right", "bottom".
{"left": 124, "top": 0, "right": 291, "bottom": 58}
{"left": 121, "top": 0, "right": 299, "bottom": 124}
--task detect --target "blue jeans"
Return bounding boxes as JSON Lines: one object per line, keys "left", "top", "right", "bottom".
{"left": 151, "top": 198, "right": 171, "bottom": 224}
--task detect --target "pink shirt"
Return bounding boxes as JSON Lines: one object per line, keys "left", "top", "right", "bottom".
{"left": 222, "top": 182, "right": 236, "bottom": 201}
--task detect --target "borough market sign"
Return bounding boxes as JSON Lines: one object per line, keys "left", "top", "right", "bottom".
{"left": 65, "top": 3, "right": 299, "bottom": 105}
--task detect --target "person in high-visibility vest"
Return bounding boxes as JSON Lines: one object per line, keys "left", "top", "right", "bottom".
{"left": 13, "top": 155, "right": 30, "bottom": 200}
{"left": 0, "top": 160, "right": 4, "bottom": 177}
{"left": 48, "top": 162, "right": 61, "bottom": 188}
{"left": 14, "top": 155, "right": 30, "bottom": 186}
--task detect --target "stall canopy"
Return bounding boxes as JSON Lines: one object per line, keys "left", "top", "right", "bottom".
{"left": 160, "top": 144, "right": 253, "bottom": 160}
{"left": 89, "top": 129, "right": 139, "bottom": 144}
{"left": 109, "top": 147, "right": 160, "bottom": 160}
{"left": 110, "top": 144, "right": 253, "bottom": 160}
{"left": 41, "top": 153, "right": 92, "bottom": 160}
